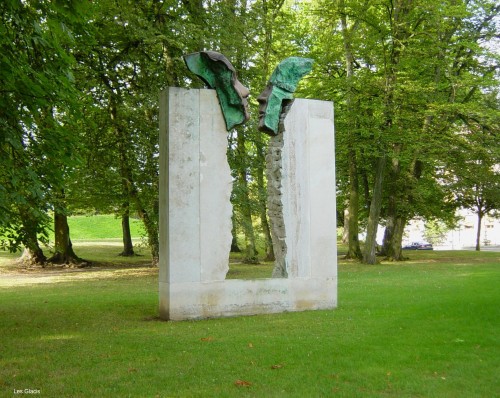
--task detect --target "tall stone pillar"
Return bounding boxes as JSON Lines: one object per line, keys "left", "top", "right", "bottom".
{"left": 159, "top": 87, "right": 232, "bottom": 319}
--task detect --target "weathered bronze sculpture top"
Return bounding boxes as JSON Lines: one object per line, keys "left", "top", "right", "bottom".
{"left": 257, "top": 57, "right": 314, "bottom": 135}
{"left": 183, "top": 51, "right": 250, "bottom": 131}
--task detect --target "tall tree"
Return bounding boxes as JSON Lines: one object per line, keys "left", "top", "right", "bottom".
{"left": 70, "top": 0, "right": 191, "bottom": 265}
{"left": 338, "top": 0, "right": 364, "bottom": 260}
{"left": 0, "top": 1, "right": 85, "bottom": 263}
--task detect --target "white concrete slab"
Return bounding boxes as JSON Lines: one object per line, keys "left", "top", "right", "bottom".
{"left": 199, "top": 90, "right": 232, "bottom": 282}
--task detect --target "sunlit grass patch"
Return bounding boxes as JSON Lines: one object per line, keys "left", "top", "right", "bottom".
{"left": 67, "top": 214, "right": 145, "bottom": 240}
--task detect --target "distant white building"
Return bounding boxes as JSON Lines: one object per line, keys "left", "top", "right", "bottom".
{"left": 403, "top": 209, "right": 500, "bottom": 250}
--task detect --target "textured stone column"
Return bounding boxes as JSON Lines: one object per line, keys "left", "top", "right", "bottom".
{"left": 159, "top": 87, "right": 232, "bottom": 319}
{"left": 266, "top": 130, "right": 288, "bottom": 278}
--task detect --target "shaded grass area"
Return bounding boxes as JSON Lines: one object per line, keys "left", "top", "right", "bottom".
{"left": 0, "top": 240, "right": 265, "bottom": 275}
{"left": 226, "top": 262, "right": 273, "bottom": 279}
{"left": 0, "top": 241, "right": 152, "bottom": 274}
{"left": 0, "top": 250, "right": 499, "bottom": 397}
{"left": 1, "top": 214, "right": 148, "bottom": 269}
{"left": 71, "top": 241, "right": 152, "bottom": 266}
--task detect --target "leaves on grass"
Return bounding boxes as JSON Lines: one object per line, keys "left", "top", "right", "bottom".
{"left": 271, "top": 363, "right": 284, "bottom": 369}
{"left": 200, "top": 336, "right": 214, "bottom": 342}
{"left": 433, "top": 371, "right": 447, "bottom": 380}
{"left": 234, "top": 379, "right": 252, "bottom": 387}
{"left": 248, "top": 342, "right": 254, "bottom": 348}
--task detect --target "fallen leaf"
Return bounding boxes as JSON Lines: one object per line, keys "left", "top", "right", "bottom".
{"left": 201, "top": 336, "right": 214, "bottom": 342}
{"left": 271, "top": 364, "right": 284, "bottom": 369}
{"left": 128, "top": 368, "right": 138, "bottom": 373}
{"left": 234, "top": 379, "right": 252, "bottom": 387}
{"left": 248, "top": 342, "right": 254, "bottom": 348}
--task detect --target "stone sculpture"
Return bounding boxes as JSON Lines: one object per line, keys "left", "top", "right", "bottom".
{"left": 158, "top": 53, "right": 336, "bottom": 320}
{"left": 183, "top": 51, "right": 250, "bottom": 130}
{"left": 260, "top": 57, "right": 313, "bottom": 277}
{"left": 159, "top": 87, "right": 337, "bottom": 320}
{"left": 257, "top": 56, "right": 313, "bottom": 135}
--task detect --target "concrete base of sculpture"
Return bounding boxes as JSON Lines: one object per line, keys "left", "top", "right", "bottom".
{"left": 159, "top": 87, "right": 336, "bottom": 321}
{"left": 160, "top": 278, "right": 336, "bottom": 320}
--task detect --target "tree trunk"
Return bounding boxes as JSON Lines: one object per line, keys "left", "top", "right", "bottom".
{"left": 48, "top": 211, "right": 85, "bottom": 265}
{"left": 236, "top": 130, "right": 258, "bottom": 264}
{"left": 363, "top": 154, "right": 386, "bottom": 264}
{"left": 475, "top": 210, "right": 483, "bottom": 251}
{"left": 361, "top": 164, "right": 371, "bottom": 209}
{"left": 116, "top": 104, "right": 135, "bottom": 258}
{"left": 20, "top": 229, "right": 46, "bottom": 266}
{"left": 385, "top": 215, "right": 406, "bottom": 261}
{"left": 345, "top": 150, "right": 363, "bottom": 259}
{"left": 339, "top": 2, "right": 363, "bottom": 260}
{"left": 392, "top": 216, "right": 406, "bottom": 259}
{"left": 368, "top": 0, "right": 409, "bottom": 264}
{"left": 230, "top": 214, "right": 241, "bottom": 252}
{"left": 381, "top": 213, "right": 407, "bottom": 261}
{"left": 19, "top": 212, "right": 46, "bottom": 265}
{"left": 383, "top": 152, "right": 423, "bottom": 261}
{"left": 381, "top": 147, "right": 401, "bottom": 259}
{"left": 256, "top": 139, "right": 275, "bottom": 262}
{"left": 381, "top": 216, "right": 394, "bottom": 257}
{"left": 20, "top": 247, "right": 46, "bottom": 266}
{"left": 130, "top": 190, "right": 159, "bottom": 266}
{"left": 120, "top": 209, "right": 135, "bottom": 257}
{"left": 239, "top": 183, "right": 258, "bottom": 264}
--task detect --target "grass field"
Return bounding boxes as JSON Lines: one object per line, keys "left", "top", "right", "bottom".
{"left": 0, "top": 248, "right": 498, "bottom": 397}
{"left": 67, "top": 214, "right": 145, "bottom": 241}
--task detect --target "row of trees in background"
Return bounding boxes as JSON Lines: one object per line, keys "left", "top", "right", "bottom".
{"left": 1, "top": 0, "right": 499, "bottom": 266}
{"left": 308, "top": 0, "right": 500, "bottom": 260}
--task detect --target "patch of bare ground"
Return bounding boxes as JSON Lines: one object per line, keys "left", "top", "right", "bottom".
{"left": 0, "top": 260, "right": 157, "bottom": 288}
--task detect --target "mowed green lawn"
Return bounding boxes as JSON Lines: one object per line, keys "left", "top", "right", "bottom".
{"left": 67, "top": 214, "right": 146, "bottom": 241}
{"left": 0, "top": 248, "right": 499, "bottom": 397}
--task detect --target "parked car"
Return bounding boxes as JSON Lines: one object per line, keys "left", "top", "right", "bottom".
{"left": 402, "top": 242, "right": 434, "bottom": 250}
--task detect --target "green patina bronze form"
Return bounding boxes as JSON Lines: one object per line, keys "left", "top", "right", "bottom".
{"left": 183, "top": 51, "right": 250, "bottom": 131}
{"left": 257, "top": 56, "right": 313, "bottom": 135}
